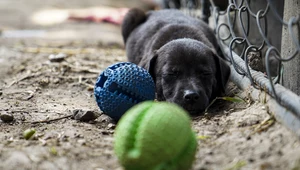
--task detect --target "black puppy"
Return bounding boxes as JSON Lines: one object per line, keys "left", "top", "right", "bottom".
{"left": 122, "top": 9, "right": 230, "bottom": 115}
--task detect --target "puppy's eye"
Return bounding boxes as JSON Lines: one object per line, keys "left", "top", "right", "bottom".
{"left": 162, "top": 71, "right": 179, "bottom": 80}
{"left": 168, "top": 71, "right": 180, "bottom": 76}
{"left": 162, "top": 73, "right": 176, "bottom": 78}
{"left": 201, "top": 72, "right": 212, "bottom": 77}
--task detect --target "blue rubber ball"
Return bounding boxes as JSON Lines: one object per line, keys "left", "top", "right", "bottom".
{"left": 94, "top": 62, "right": 155, "bottom": 121}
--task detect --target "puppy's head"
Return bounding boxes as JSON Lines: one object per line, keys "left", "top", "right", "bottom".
{"left": 140, "top": 39, "right": 230, "bottom": 115}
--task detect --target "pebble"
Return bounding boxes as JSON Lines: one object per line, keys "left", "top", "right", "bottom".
{"left": 107, "top": 123, "right": 116, "bottom": 130}
{"left": 48, "top": 53, "right": 67, "bottom": 62}
{"left": 72, "top": 109, "right": 99, "bottom": 122}
{"left": 77, "top": 139, "right": 86, "bottom": 145}
{"left": 0, "top": 112, "right": 14, "bottom": 122}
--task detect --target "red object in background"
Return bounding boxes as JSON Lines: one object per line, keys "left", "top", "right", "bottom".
{"left": 68, "top": 7, "right": 129, "bottom": 25}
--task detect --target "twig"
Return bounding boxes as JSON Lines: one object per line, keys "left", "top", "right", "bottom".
{"left": 204, "top": 96, "right": 245, "bottom": 113}
{"left": 252, "top": 115, "right": 275, "bottom": 134}
{"left": 61, "top": 63, "right": 100, "bottom": 74}
{"left": 204, "top": 98, "right": 218, "bottom": 113}
{"left": 29, "top": 114, "right": 73, "bottom": 124}
{"left": 69, "top": 79, "right": 95, "bottom": 90}
{"left": 8, "top": 72, "right": 42, "bottom": 87}
{"left": 24, "top": 90, "right": 35, "bottom": 100}
{"left": 80, "top": 82, "right": 94, "bottom": 90}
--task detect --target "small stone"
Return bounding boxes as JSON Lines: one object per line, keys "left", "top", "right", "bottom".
{"left": 49, "top": 53, "right": 67, "bottom": 62}
{"left": 77, "top": 139, "right": 86, "bottom": 145}
{"left": 0, "top": 112, "right": 14, "bottom": 122}
{"left": 52, "top": 78, "right": 60, "bottom": 84}
{"left": 107, "top": 123, "right": 116, "bottom": 130}
{"left": 39, "top": 78, "right": 50, "bottom": 87}
{"left": 72, "top": 109, "right": 99, "bottom": 122}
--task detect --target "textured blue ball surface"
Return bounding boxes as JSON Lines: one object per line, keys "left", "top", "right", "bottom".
{"left": 94, "top": 62, "right": 155, "bottom": 121}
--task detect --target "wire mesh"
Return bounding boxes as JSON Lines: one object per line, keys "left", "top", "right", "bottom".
{"left": 209, "top": 0, "right": 300, "bottom": 100}
{"left": 161, "top": 0, "right": 300, "bottom": 136}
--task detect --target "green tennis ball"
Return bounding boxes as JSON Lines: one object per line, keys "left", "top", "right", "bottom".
{"left": 114, "top": 101, "right": 198, "bottom": 170}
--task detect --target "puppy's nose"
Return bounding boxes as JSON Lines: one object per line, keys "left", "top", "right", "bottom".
{"left": 184, "top": 90, "right": 200, "bottom": 102}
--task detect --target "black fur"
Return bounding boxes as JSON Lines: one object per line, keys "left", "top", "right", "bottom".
{"left": 122, "top": 9, "right": 230, "bottom": 115}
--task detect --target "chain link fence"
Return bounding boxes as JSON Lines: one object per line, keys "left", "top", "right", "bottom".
{"left": 164, "top": 0, "right": 300, "bottom": 137}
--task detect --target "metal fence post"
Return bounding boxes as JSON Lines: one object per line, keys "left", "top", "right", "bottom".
{"left": 281, "top": 0, "right": 300, "bottom": 95}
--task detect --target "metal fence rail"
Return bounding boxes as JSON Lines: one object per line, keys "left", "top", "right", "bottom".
{"left": 223, "top": 42, "right": 300, "bottom": 137}
{"left": 208, "top": 0, "right": 300, "bottom": 137}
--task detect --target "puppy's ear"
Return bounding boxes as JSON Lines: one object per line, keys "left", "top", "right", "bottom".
{"left": 140, "top": 52, "right": 158, "bottom": 82}
{"left": 121, "top": 8, "right": 146, "bottom": 43}
{"left": 213, "top": 53, "right": 230, "bottom": 94}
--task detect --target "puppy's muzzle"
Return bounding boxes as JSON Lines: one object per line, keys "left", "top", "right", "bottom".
{"left": 184, "top": 90, "right": 200, "bottom": 103}
{"left": 182, "top": 89, "right": 208, "bottom": 115}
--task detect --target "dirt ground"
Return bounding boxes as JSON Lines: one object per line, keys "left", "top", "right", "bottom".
{"left": 1, "top": 1, "right": 300, "bottom": 170}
